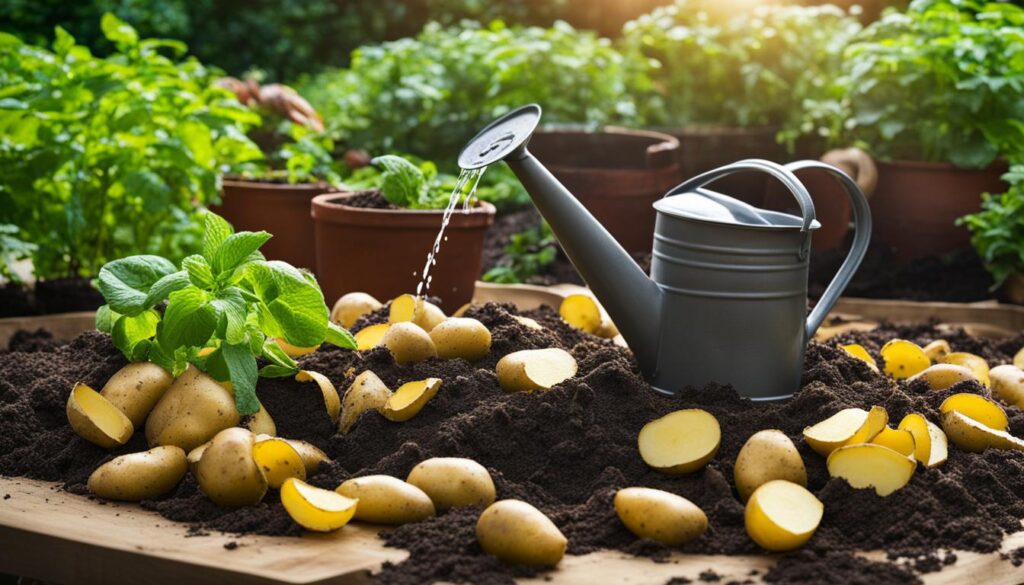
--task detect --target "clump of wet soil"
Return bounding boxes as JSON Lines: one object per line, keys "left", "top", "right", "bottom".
{"left": 1, "top": 306, "right": 1024, "bottom": 584}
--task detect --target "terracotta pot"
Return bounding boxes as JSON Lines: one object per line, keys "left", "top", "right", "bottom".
{"left": 213, "top": 179, "right": 338, "bottom": 271}
{"left": 311, "top": 192, "right": 496, "bottom": 313}
{"left": 527, "top": 128, "right": 680, "bottom": 254}
{"left": 654, "top": 125, "right": 788, "bottom": 207}
{"left": 870, "top": 160, "right": 1008, "bottom": 262}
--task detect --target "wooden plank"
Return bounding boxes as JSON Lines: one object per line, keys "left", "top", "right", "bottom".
{"left": 0, "top": 311, "right": 97, "bottom": 347}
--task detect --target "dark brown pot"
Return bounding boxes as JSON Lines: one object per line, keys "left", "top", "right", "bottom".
{"left": 655, "top": 125, "right": 788, "bottom": 207}
{"left": 213, "top": 179, "right": 338, "bottom": 271}
{"left": 311, "top": 192, "right": 496, "bottom": 313}
{"left": 871, "top": 160, "right": 1008, "bottom": 262}
{"left": 528, "top": 128, "right": 680, "bottom": 254}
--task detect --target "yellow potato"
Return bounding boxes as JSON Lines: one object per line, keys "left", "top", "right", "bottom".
{"left": 559, "top": 294, "right": 601, "bottom": 334}
{"left": 407, "top": 457, "right": 496, "bottom": 510}
{"left": 281, "top": 477, "right": 358, "bottom": 532}
{"left": 744, "top": 480, "right": 823, "bottom": 552}
{"left": 252, "top": 437, "right": 306, "bottom": 489}
{"left": 991, "top": 364, "right": 1024, "bottom": 409}
{"left": 802, "top": 408, "right": 869, "bottom": 456}
{"left": 244, "top": 404, "right": 276, "bottom": 436}
{"left": 734, "top": 430, "right": 807, "bottom": 502}
{"left": 870, "top": 427, "right": 916, "bottom": 457}
{"left": 939, "top": 393, "right": 1008, "bottom": 431}
{"left": 284, "top": 439, "right": 330, "bottom": 475}
{"left": 354, "top": 323, "right": 390, "bottom": 350}
{"left": 382, "top": 378, "right": 443, "bottom": 422}
{"left": 331, "top": 292, "right": 383, "bottom": 328}
{"left": 941, "top": 410, "right": 1024, "bottom": 453}
{"left": 145, "top": 366, "right": 240, "bottom": 452}
{"left": 1015, "top": 347, "right": 1024, "bottom": 369}
{"left": 595, "top": 319, "right": 620, "bottom": 339}
{"left": 827, "top": 443, "right": 915, "bottom": 496}
{"left": 339, "top": 370, "right": 392, "bottom": 434}
{"left": 908, "top": 364, "right": 979, "bottom": 390}
{"left": 897, "top": 414, "right": 947, "bottom": 468}
{"left": 429, "top": 318, "right": 492, "bottom": 361}
{"left": 513, "top": 315, "right": 543, "bottom": 330}
{"left": 496, "top": 348, "right": 578, "bottom": 393}
{"left": 99, "top": 362, "right": 173, "bottom": 427}
{"left": 940, "top": 352, "right": 990, "bottom": 387}
{"left": 336, "top": 475, "right": 436, "bottom": 525}
{"left": 614, "top": 487, "right": 708, "bottom": 546}
{"left": 389, "top": 294, "right": 446, "bottom": 332}
{"left": 840, "top": 344, "right": 878, "bottom": 372}
{"left": 88, "top": 445, "right": 187, "bottom": 501}
{"left": 638, "top": 409, "right": 720, "bottom": 475}
{"left": 66, "top": 382, "right": 134, "bottom": 448}
{"left": 195, "top": 427, "right": 267, "bottom": 507}
{"left": 476, "top": 500, "right": 567, "bottom": 567}
{"left": 846, "top": 405, "right": 888, "bottom": 445}
{"left": 880, "top": 339, "right": 930, "bottom": 379}
{"left": 383, "top": 322, "right": 438, "bottom": 364}
{"left": 922, "top": 340, "right": 952, "bottom": 362}
{"left": 274, "top": 338, "right": 319, "bottom": 358}
{"left": 296, "top": 370, "right": 341, "bottom": 423}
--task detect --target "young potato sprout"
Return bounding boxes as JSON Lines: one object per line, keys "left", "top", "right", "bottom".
{"left": 941, "top": 410, "right": 1024, "bottom": 453}
{"left": 870, "top": 427, "right": 917, "bottom": 457}
{"left": 281, "top": 477, "right": 358, "bottom": 532}
{"left": 496, "top": 348, "right": 578, "bottom": 393}
{"left": 939, "top": 352, "right": 990, "bottom": 387}
{"left": 802, "top": 408, "right": 869, "bottom": 456}
{"left": 476, "top": 500, "right": 567, "bottom": 567}
{"left": 274, "top": 338, "right": 319, "bottom": 358}
{"left": 389, "top": 294, "right": 446, "bottom": 332}
{"left": 252, "top": 437, "right": 306, "bottom": 489}
{"left": 295, "top": 370, "right": 341, "bottom": 424}
{"left": 734, "top": 430, "right": 807, "bottom": 502}
{"left": 383, "top": 322, "right": 438, "bottom": 364}
{"left": 614, "top": 487, "right": 708, "bottom": 546}
{"left": 880, "top": 339, "right": 930, "bottom": 379}
{"left": 908, "top": 364, "right": 979, "bottom": 390}
{"left": 382, "top": 378, "right": 443, "bottom": 422}
{"left": 847, "top": 405, "right": 888, "bottom": 445}
{"left": 99, "top": 362, "right": 173, "bottom": 427}
{"left": 744, "top": 480, "right": 823, "bottom": 552}
{"left": 67, "top": 382, "right": 135, "bottom": 448}
{"left": 407, "top": 457, "right": 496, "bottom": 510}
{"left": 331, "top": 292, "right": 383, "bottom": 328}
{"left": 638, "top": 409, "right": 721, "bottom": 475}
{"left": 244, "top": 404, "right": 277, "bottom": 436}
{"left": 939, "top": 393, "right": 1008, "bottom": 431}
{"left": 429, "top": 318, "right": 492, "bottom": 361}
{"left": 195, "top": 427, "right": 267, "bottom": 507}
{"left": 354, "top": 323, "right": 390, "bottom": 350}
{"left": 826, "top": 443, "right": 916, "bottom": 496}
{"left": 991, "top": 364, "right": 1024, "bottom": 409}
{"left": 922, "top": 340, "right": 952, "bottom": 362}
{"left": 336, "top": 475, "right": 436, "bottom": 525}
{"left": 840, "top": 344, "right": 878, "bottom": 372}
{"left": 897, "top": 414, "right": 948, "bottom": 468}
{"left": 88, "top": 445, "right": 187, "bottom": 502}
{"left": 339, "top": 370, "right": 392, "bottom": 434}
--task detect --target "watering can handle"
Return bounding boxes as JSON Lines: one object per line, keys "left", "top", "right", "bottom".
{"left": 790, "top": 161, "right": 873, "bottom": 340}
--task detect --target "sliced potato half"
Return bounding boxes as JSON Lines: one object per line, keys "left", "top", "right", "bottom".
{"left": 826, "top": 443, "right": 915, "bottom": 496}
{"left": 840, "top": 344, "right": 878, "bottom": 371}
{"left": 638, "top": 409, "right": 721, "bottom": 475}
{"left": 922, "top": 340, "right": 951, "bottom": 362}
{"left": 744, "top": 480, "right": 823, "bottom": 552}
{"left": 67, "top": 382, "right": 134, "bottom": 448}
{"left": 870, "top": 427, "right": 916, "bottom": 457}
{"left": 496, "top": 348, "right": 578, "bottom": 393}
{"left": 940, "top": 352, "right": 990, "bottom": 387}
{"left": 252, "top": 437, "right": 306, "bottom": 489}
{"left": 802, "top": 408, "right": 868, "bottom": 456}
{"left": 846, "top": 405, "right": 888, "bottom": 445}
{"left": 559, "top": 294, "right": 602, "bottom": 334}
{"left": 354, "top": 323, "right": 390, "bottom": 350}
{"left": 939, "top": 393, "right": 1008, "bottom": 431}
{"left": 280, "top": 478, "right": 358, "bottom": 532}
{"left": 897, "top": 414, "right": 947, "bottom": 468}
{"left": 909, "top": 364, "right": 979, "bottom": 390}
{"left": 339, "top": 370, "right": 392, "bottom": 434}
{"left": 382, "top": 378, "right": 443, "bottom": 422}
{"left": 880, "top": 339, "right": 930, "bottom": 379}
{"left": 941, "top": 410, "right": 1024, "bottom": 453}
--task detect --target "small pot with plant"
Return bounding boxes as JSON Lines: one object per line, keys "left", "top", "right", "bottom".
{"left": 961, "top": 165, "right": 1024, "bottom": 304}
{"left": 312, "top": 156, "right": 495, "bottom": 312}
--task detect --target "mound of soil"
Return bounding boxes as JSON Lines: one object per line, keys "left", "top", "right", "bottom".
{"left": 1, "top": 305, "right": 1024, "bottom": 585}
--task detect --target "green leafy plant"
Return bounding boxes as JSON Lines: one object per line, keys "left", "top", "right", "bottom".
{"left": 0, "top": 15, "right": 262, "bottom": 280}
{"left": 230, "top": 119, "right": 343, "bottom": 186}
{"left": 95, "top": 211, "right": 355, "bottom": 415}
{"left": 483, "top": 221, "right": 557, "bottom": 284}
{"left": 0, "top": 225, "right": 36, "bottom": 284}
{"left": 343, "top": 154, "right": 511, "bottom": 210}
{"left": 961, "top": 165, "right": 1024, "bottom": 288}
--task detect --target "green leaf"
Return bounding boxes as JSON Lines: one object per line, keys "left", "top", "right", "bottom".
{"left": 373, "top": 155, "right": 425, "bottom": 207}
{"left": 144, "top": 271, "right": 191, "bottom": 307}
{"left": 158, "top": 286, "right": 217, "bottom": 349}
{"left": 97, "top": 256, "right": 179, "bottom": 316}
{"left": 325, "top": 321, "right": 357, "bottom": 350}
{"left": 124, "top": 171, "right": 172, "bottom": 214}
{"left": 149, "top": 340, "right": 190, "bottom": 377}
{"left": 101, "top": 13, "right": 138, "bottom": 47}
{"left": 211, "top": 287, "right": 248, "bottom": 345}
{"left": 95, "top": 305, "right": 119, "bottom": 333}
{"left": 212, "top": 231, "right": 272, "bottom": 276}
{"left": 262, "top": 339, "right": 299, "bottom": 372}
{"left": 243, "top": 261, "right": 329, "bottom": 347}
{"left": 259, "top": 365, "right": 299, "bottom": 378}
{"left": 203, "top": 212, "right": 234, "bottom": 262}
{"left": 222, "top": 343, "right": 260, "bottom": 415}
{"left": 112, "top": 310, "right": 160, "bottom": 360}
{"left": 183, "top": 255, "right": 215, "bottom": 288}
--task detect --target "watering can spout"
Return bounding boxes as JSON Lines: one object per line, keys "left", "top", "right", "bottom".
{"left": 459, "top": 105, "right": 662, "bottom": 375}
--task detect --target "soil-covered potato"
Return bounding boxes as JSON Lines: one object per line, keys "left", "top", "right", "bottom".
{"left": 745, "top": 480, "right": 823, "bottom": 552}
{"left": 331, "top": 292, "right": 383, "bottom": 328}
{"left": 880, "top": 339, "right": 930, "bottom": 379}
{"left": 389, "top": 294, "right": 446, "bottom": 332}
{"left": 383, "top": 322, "right": 438, "bottom": 364}
{"left": 496, "top": 348, "right": 578, "bottom": 393}
{"left": 638, "top": 409, "right": 720, "bottom": 475}
{"left": 195, "top": 427, "right": 267, "bottom": 507}
{"left": 145, "top": 366, "right": 240, "bottom": 452}
{"left": 476, "top": 499, "right": 567, "bottom": 567}
{"left": 381, "top": 378, "right": 443, "bottom": 422}
{"left": 336, "top": 475, "right": 436, "bottom": 525}
{"left": 898, "top": 414, "right": 948, "bottom": 468}
{"left": 281, "top": 477, "right": 358, "bottom": 532}
{"left": 734, "top": 430, "right": 807, "bottom": 502}
{"left": 614, "top": 487, "right": 707, "bottom": 546}
{"left": 407, "top": 457, "right": 496, "bottom": 510}
{"left": 429, "top": 318, "right": 492, "bottom": 361}
{"left": 339, "top": 370, "right": 392, "bottom": 434}
{"left": 252, "top": 437, "right": 306, "bottom": 489}
{"left": 802, "top": 408, "right": 870, "bottom": 456}
{"left": 295, "top": 370, "right": 341, "bottom": 424}
{"left": 244, "top": 404, "right": 276, "bottom": 436}
{"left": 99, "top": 362, "right": 173, "bottom": 427}
{"left": 88, "top": 445, "right": 187, "bottom": 501}
{"left": 909, "top": 364, "right": 979, "bottom": 390}
{"left": 940, "top": 352, "right": 990, "bottom": 387}
{"left": 827, "top": 443, "right": 915, "bottom": 496}
{"left": 990, "top": 364, "right": 1024, "bottom": 408}
{"left": 66, "top": 382, "right": 134, "bottom": 448}
{"left": 354, "top": 323, "right": 390, "bottom": 350}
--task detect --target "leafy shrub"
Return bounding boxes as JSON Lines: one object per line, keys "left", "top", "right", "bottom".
{"left": 0, "top": 15, "right": 262, "bottom": 280}
{"left": 483, "top": 222, "right": 558, "bottom": 284}
{"left": 961, "top": 165, "right": 1024, "bottom": 288}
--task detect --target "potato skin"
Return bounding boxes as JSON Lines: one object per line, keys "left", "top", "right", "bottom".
{"left": 476, "top": 500, "right": 567, "bottom": 566}
{"left": 406, "top": 457, "right": 496, "bottom": 510}
{"left": 383, "top": 322, "right": 438, "bottom": 364}
{"left": 991, "top": 365, "right": 1024, "bottom": 409}
{"left": 100, "top": 362, "right": 174, "bottom": 427}
{"left": 145, "top": 366, "right": 240, "bottom": 452}
{"left": 429, "top": 318, "right": 492, "bottom": 361}
{"left": 496, "top": 348, "right": 577, "bottom": 393}
{"left": 734, "top": 430, "right": 807, "bottom": 502}
{"left": 66, "top": 383, "right": 134, "bottom": 448}
{"left": 331, "top": 292, "right": 383, "bottom": 328}
{"left": 88, "top": 445, "right": 187, "bottom": 501}
{"left": 336, "top": 475, "right": 435, "bottom": 525}
{"left": 614, "top": 487, "right": 707, "bottom": 546}
{"left": 244, "top": 404, "right": 277, "bottom": 436}
{"left": 196, "top": 427, "right": 267, "bottom": 507}
{"left": 339, "top": 370, "right": 392, "bottom": 434}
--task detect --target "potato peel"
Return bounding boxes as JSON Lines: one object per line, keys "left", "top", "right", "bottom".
{"left": 281, "top": 477, "right": 358, "bottom": 532}
{"left": 296, "top": 369, "right": 341, "bottom": 423}
{"left": 802, "top": 408, "right": 869, "bottom": 456}
{"left": 496, "top": 348, "right": 578, "bottom": 393}
{"left": 339, "top": 370, "right": 392, "bottom": 434}
{"left": 840, "top": 344, "right": 878, "bottom": 372}
{"left": 382, "top": 378, "right": 443, "bottom": 422}
{"left": 939, "top": 393, "right": 1008, "bottom": 431}
{"left": 940, "top": 352, "right": 991, "bottom": 387}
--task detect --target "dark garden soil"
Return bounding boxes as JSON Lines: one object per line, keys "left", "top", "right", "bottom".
{"left": 2, "top": 303, "right": 1024, "bottom": 585}
{"left": 0, "top": 277, "right": 105, "bottom": 318}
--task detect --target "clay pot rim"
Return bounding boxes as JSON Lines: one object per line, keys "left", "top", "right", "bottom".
{"left": 311, "top": 191, "right": 496, "bottom": 228}
{"left": 648, "top": 124, "right": 781, "bottom": 138}
{"left": 222, "top": 177, "right": 338, "bottom": 192}
{"left": 531, "top": 126, "right": 680, "bottom": 172}
{"left": 874, "top": 158, "right": 1009, "bottom": 174}
{"left": 537, "top": 125, "right": 680, "bottom": 149}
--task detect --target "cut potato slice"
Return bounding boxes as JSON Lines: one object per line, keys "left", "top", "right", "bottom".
{"left": 559, "top": 294, "right": 602, "bottom": 334}
{"left": 870, "top": 427, "right": 916, "bottom": 457}
{"left": 939, "top": 393, "right": 1008, "bottom": 431}
{"left": 638, "top": 409, "right": 721, "bottom": 475}
{"left": 827, "top": 443, "right": 915, "bottom": 496}
{"left": 897, "top": 414, "right": 947, "bottom": 468}
{"left": 847, "top": 405, "right": 888, "bottom": 445}
{"left": 991, "top": 364, "right": 1024, "bottom": 409}
{"left": 280, "top": 478, "right": 358, "bottom": 532}
{"left": 382, "top": 378, "right": 443, "bottom": 422}
{"left": 331, "top": 292, "right": 383, "bottom": 328}
{"left": 940, "top": 352, "right": 990, "bottom": 387}
{"left": 909, "top": 364, "right": 979, "bottom": 390}
{"left": 67, "top": 382, "right": 134, "bottom": 448}
{"left": 880, "top": 339, "right": 930, "bottom": 379}
{"left": 274, "top": 338, "right": 319, "bottom": 358}
{"left": 354, "top": 323, "right": 390, "bottom": 350}
{"left": 339, "top": 370, "right": 392, "bottom": 434}
{"left": 496, "top": 348, "right": 578, "bottom": 393}
{"left": 383, "top": 322, "right": 438, "bottom": 364}
{"left": 840, "top": 344, "right": 878, "bottom": 371}
{"left": 388, "top": 294, "right": 446, "bottom": 332}
{"left": 614, "top": 487, "right": 708, "bottom": 546}
{"left": 252, "top": 437, "right": 306, "bottom": 489}
{"left": 296, "top": 370, "right": 341, "bottom": 423}
{"left": 744, "top": 480, "right": 823, "bottom": 552}
{"left": 941, "top": 410, "right": 1024, "bottom": 453}
{"left": 802, "top": 408, "right": 869, "bottom": 456}
{"left": 922, "top": 340, "right": 951, "bottom": 362}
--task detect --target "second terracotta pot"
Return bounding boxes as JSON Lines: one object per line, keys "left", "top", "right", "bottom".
{"left": 527, "top": 128, "right": 680, "bottom": 254}
{"left": 311, "top": 192, "right": 496, "bottom": 313}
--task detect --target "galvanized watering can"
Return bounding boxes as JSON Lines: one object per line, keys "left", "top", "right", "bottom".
{"left": 459, "top": 105, "right": 872, "bottom": 400}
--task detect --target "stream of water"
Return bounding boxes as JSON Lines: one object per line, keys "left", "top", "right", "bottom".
{"left": 415, "top": 166, "right": 487, "bottom": 297}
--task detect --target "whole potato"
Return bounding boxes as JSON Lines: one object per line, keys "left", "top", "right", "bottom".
{"left": 196, "top": 427, "right": 267, "bottom": 507}
{"left": 383, "top": 322, "right": 437, "bottom": 364}
{"left": 614, "top": 487, "right": 708, "bottom": 546}
{"left": 88, "top": 445, "right": 187, "bottom": 501}
{"left": 332, "top": 292, "right": 383, "bottom": 328}
{"left": 734, "top": 430, "right": 807, "bottom": 502}
{"left": 429, "top": 318, "right": 492, "bottom": 361}
{"left": 336, "top": 475, "right": 435, "bottom": 525}
{"left": 145, "top": 366, "right": 240, "bottom": 452}
{"left": 991, "top": 364, "right": 1024, "bottom": 409}
{"left": 406, "top": 457, "right": 495, "bottom": 510}
{"left": 476, "top": 500, "right": 567, "bottom": 566}
{"left": 100, "top": 362, "right": 173, "bottom": 427}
